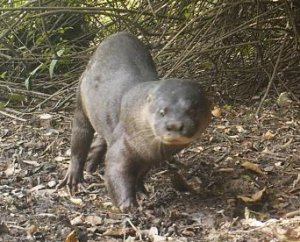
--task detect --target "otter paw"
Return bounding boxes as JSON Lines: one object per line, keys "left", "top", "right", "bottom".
{"left": 56, "top": 170, "right": 84, "bottom": 195}
{"left": 118, "top": 198, "right": 138, "bottom": 213}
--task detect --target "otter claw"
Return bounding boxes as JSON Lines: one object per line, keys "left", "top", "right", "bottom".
{"left": 56, "top": 171, "right": 84, "bottom": 196}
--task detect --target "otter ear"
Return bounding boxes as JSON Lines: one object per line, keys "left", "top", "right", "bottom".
{"left": 146, "top": 94, "right": 152, "bottom": 103}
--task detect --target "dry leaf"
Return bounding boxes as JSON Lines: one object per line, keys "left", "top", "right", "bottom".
{"left": 71, "top": 215, "right": 84, "bottom": 225}
{"left": 216, "top": 125, "right": 226, "bottom": 129}
{"left": 238, "top": 187, "right": 266, "bottom": 203}
{"left": 85, "top": 215, "right": 103, "bottom": 226}
{"left": 181, "top": 228, "right": 196, "bottom": 237}
{"left": 125, "top": 236, "right": 136, "bottom": 242}
{"left": 148, "top": 227, "right": 159, "bottom": 236}
{"left": 236, "top": 125, "right": 246, "bottom": 133}
{"left": 39, "top": 113, "right": 53, "bottom": 120}
{"left": 70, "top": 197, "right": 84, "bottom": 205}
{"left": 263, "top": 130, "right": 275, "bottom": 140}
{"left": 151, "top": 234, "right": 171, "bottom": 241}
{"left": 103, "top": 226, "right": 135, "bottom": 237}
{"left": 65, "top": 230, "right": 78, "bottom": 242}
{"left": 277, "top": 92, "right": 292, "bottom": 107}
{"left": 25, "top": 224, "right": 38, "bottom": 235}
{"left": 4, "top": 163, "right": 21, "bottom": 176}
{"left": 273, "top": 225, "right": 300, "bottom": 241}
{"left": 54, "top": 156, "right": 67, "bottom": 162}
{"left": 22, "top": 160, "right": 39, "bottom": 166}
{"left": 30, "top": 184, "right": 46, "bottom": 192}
{"left": 211, "top": 106, "right": 222, "bottom": 118}
{"left": 241, "top": 161, "right": 264, "bottom": 175}
{"left": 47, "top": 180, "right": 57, "bottom": 188}
{"left": 251, "top": 187, "right": 266, "bottom": 201}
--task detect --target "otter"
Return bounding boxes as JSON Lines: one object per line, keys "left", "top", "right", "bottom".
{"left": 58, "top": 32, "right": 211, "bottom": 211}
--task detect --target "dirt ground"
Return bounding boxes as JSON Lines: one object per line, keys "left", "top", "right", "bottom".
{"left": 0, "top": 100, "right": 299, "bottom": 242}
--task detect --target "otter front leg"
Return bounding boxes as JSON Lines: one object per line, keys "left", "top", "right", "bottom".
{"left": 57, "top": 108, "right": 94, "bottom": 193}
{"left": 86, "top": 136, "right": 107, "bottom": 173}
{"left": 105, "top": 140, "right": 138, "bottom": 211}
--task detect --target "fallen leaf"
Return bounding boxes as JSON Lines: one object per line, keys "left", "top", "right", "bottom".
{"left": 125, "top": 236, "right": 136, "bottom": 242}
{"left": 211, "top": 106, "right": 222, "bottom": 118}
{"left": 273, "top": 225, "right": 300, "bottom": 241}
{"left": 277, "top": 92, "right": 292, "bottom": 107}
{"left": 22, "top": 160, "right": 39, "bottom": 166}
{"left": 30, "top": 184, "right": 46, "bottom": 192}
{"left": 252, "top": 187, "right": 266, "bottom": 201}
{"left": 236, "top": 125, "right": 246, "bottom": 133}
{"left": 65, "top": 230, "right": 79, "bottom": 242}
{"left": 148, "top": 227, "right": 159, "bottom": 236}
{"left": 47, "top": 180, "right": 57, "bottom": 188}
{"left": 70, "top": 197, "right": 84, "bottom": 205}
{"left": 39, "top": 113, "right": 53, "bottom": 120}
{"left": 85, "top": 215, "right": 103, "bottom": 226}
{"left": 241, "top": 161, "right": 264, "bottom": 175}
{"left": 71, "top": 215, "right": 84, "bottom": 226}
{"left": 54, "top": 156, "right": 67, "bottom": 162}
{"left": 25, "top": 224, "right": 38, "bottom": 235}
{"left": 181, "top": 228, "right": 196, "bottom": 237}
{"left": 151, "top": 234, "right": 173, "bottom": 241}
{"left": 238, "top": 187, "right": 266, "bottom": 203}
{"left": 103, "top": 226, "right": 135, "bottom": 237}
{"left": 263, "top": 130, "right": 275, "bottom": 140}
{"left": 4, "top": 163, "right": 21, "bottom": 176}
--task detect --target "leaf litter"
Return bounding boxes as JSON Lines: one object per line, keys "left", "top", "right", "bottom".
{"left": 0, "top": 102, "right": 299, "bottom": 241}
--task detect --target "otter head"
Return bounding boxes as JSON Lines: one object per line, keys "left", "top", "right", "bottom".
{"left": 146, "top": 79, "right": 211, "bottom": 146}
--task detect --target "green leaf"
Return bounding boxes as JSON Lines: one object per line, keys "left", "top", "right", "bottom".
{"left": 0, "top": 71, "right": 7, "bottom": 79}
{"left": 49, "top": 48, "right": 65, "bottom": 79}
{"left": 9, "top": 93, "right": 26, "bottom": 103}
{"left": 25, "top": 76, "right": 32, "bottom": 90}
{"left": 49, "top": 59, "right": 58, "bottom": 79}
{"left": 0, "top": 102, "right": 5, "bottom": 110}
{"left": 30, "top": 63, "right": 44, "bottom": 76}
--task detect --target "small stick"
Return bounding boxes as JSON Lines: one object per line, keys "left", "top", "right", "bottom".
{"left": 0, "top": 109, "right": 27, "bottom": 122}
{"left": 255, "top": 30, "right": 287, "bottom": 118}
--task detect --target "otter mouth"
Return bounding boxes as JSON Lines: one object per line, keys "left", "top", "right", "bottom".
{"left": 161, "top": 136, "right": 193, "bottom": 145}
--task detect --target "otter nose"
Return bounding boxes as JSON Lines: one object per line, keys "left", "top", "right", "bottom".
{"left": 166, "top": 121, "right": 184, "bottom": 132}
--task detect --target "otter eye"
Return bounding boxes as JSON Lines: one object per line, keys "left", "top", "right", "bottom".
{"left": 159, "top": 109, "right": 166, "bottom": 117}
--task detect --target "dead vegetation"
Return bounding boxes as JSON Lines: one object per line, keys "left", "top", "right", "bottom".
{"left": 0, "top": 0, "right": 299, "bottom": 114}
{"left": 0, "top": 0, "right": 300, "bottom": 241}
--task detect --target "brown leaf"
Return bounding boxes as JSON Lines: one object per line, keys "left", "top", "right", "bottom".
{"left": 273, "top": 225, "right": 300, "bottom": 241}
{"left": 25, "top": 224, "right": 38, "bottom": 235}
{"left": 238, "top": 187, "right": 266, "bottom": 203}
{"left": 103, "top": 226, "right": 135, "bottom": 238}
{"left": 181, "top": 228, "right": 196, "bottom": 237}
{"left": 85, "top": 215, "right": 103, "bottom": 226}
{"left": 69, "top": 197, "right": 84, "bottom": 205}
{"left": 71, "top": 215, "right": 84, "bottom": 226}
{"left": 211, "top": 106, "right": 222, "bottom": 118}
{"left": 241, "top": 161, "right": 264, "bottom": 175}
{"left": 263, "top": 130, "right": 275, "bottom": 140}
{"left": 65, "top": 230, "right": 79, "bottom": 242}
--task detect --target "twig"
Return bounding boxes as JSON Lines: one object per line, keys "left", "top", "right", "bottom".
{"left": 0, "top": 109, "right": 27, "bottom": 122}
{"left": 255, "top": 30, "right": 288, "bottom": 118}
